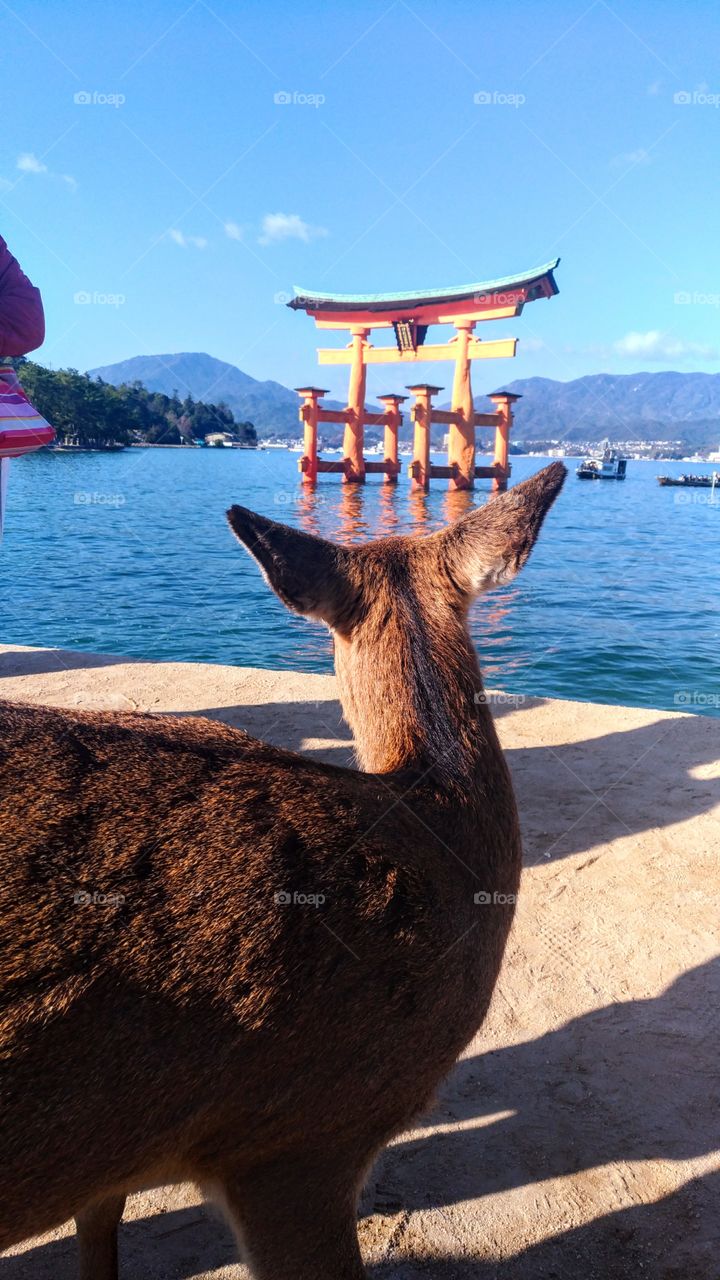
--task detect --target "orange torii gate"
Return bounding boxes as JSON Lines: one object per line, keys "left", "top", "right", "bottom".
{"left": 288, "top": 259, "right": 559, "bottom": 491}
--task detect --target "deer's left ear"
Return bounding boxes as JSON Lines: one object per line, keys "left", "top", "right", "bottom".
{"left": 227, "top": 505, "right": 360, "bottom": 630}
{"left": 433, "top": 461, "right": 566, "bottom": 596}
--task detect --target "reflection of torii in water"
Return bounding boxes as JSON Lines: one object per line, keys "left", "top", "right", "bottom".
{"left": 0, "top": 234, "right": 51, "bottom": 536}
{"left": 289, "top": 260, "right": 560, "bottom": 492}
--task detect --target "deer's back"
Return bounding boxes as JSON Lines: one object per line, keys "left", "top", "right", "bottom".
{"left": 0, "top": 698, "right": 517, "bottom": 1241}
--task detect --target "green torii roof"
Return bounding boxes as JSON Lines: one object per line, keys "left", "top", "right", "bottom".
{"left": 289, "top": 259, "right": 560, "bottom": 313}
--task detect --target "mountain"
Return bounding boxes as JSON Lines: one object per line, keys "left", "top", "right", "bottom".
{"left": 88, "top": 353, "right": 303, "bottom": 436}
{"left": 88, "top": 352, "right": 369, "bottom": 438}
{"left": 470, "top": 372, "right": 720, "bottom": 448}
{"left": 89, "top": 355, "right": 720, "bottom": 449}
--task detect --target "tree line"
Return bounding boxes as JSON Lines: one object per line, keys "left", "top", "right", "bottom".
{"left": 13, "top": 360, "right": 257, "bottom": 448}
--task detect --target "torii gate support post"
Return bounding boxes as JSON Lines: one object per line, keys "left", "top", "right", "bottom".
{"left": 378, "top": 393, "right": 406, "bottom": 483}
{"left": 343, "top": 326, "right": 369, "bottom": 483}
{"left": 408, "top": 384, "right": 441, "bottom": 493}
{"left": 447, "top": 320, "right": 477, "bottom": 491}
{"left": 488, "top": 391, "right": 521, "bottom": 492}
{"left": 296, "top": 386, "right": 328, "bottom": 484}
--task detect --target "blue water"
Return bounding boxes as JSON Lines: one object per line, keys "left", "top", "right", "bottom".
{"left": 1, "top": 448, "right": 718, "bottom": 715}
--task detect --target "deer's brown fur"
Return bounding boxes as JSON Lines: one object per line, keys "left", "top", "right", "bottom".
{"left": 0, "top": 462, "right": 565, "bottom": 1279}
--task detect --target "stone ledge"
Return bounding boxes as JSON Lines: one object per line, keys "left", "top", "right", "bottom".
{"left": 1, "top": 646, "right": 719, "bottom": 1278}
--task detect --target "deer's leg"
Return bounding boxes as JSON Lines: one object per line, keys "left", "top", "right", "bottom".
{"left": 219, "top": 1158, "right": 367, "bottom": 1280}
{"left": 75, "top": 1191, "right": 126, "bottom": 1280}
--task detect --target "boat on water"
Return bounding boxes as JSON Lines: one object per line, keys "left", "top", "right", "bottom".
{"left": 657, "top": 472, "right": 719, "bottom": 488}
{"left": 576, "top": 441, "right": 627, "bottom": 480}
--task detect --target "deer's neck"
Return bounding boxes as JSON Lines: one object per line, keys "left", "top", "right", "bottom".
{"left": 339, "top": 616, "right": 503, "bottom": 799}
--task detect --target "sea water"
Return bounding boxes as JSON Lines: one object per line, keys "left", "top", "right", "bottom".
{"left": 1, "top": 448, "right": 718, "bottom": 716}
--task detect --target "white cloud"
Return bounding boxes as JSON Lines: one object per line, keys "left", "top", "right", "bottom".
{"left": 17, "top": 152, "right": 48, "bottom": 174}
{"left": 258, "top": 212, "right": 328, "bottom": 246}
{"left": 610, "top": 147, "right": 651, "bottom": 169}
{"left": 224, "top": 220, "right": 243, "bottom": 241}
{"left": 168, "top": 228, "right": 207, "bottom": 249}
{"left": 613, "top": 331, "right": 719, "bottom": 361}
{"left": 16, "top": 151, "right": 77, "bottom": 190}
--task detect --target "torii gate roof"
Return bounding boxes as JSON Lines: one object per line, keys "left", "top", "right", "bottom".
{"left": 288, "top": 259, "right": 560, "bottom": 316}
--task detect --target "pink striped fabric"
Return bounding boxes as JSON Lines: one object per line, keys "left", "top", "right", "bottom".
{"left": 0, "top": 366, "right": 54, "bottom": 458}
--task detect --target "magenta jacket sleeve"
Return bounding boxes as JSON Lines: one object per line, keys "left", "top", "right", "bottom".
{"left": 0, "top": 236, "right": 45, "bottom": 356}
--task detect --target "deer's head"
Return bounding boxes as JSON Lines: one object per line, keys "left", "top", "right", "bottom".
{"left": 228, "top": 462, "right": 565, "bottom": 778}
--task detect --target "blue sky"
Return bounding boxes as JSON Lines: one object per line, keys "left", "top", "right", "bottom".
{"left": 2, "top": 0, "right": 718, "bottom": 401}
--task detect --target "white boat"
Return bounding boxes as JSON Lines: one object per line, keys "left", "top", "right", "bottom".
{"left": 576, "top": 440, "right": 627, "bottom": 480}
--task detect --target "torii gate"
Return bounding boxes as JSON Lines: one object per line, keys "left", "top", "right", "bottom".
{"left": 289, "top": 259, "right": 559, "bottom": 491}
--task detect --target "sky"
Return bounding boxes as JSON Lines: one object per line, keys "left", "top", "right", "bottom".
{"left": 1, "top": 0, "right": 719, "bottom": 402}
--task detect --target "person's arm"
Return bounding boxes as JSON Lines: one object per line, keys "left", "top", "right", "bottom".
{"left": 0, "top": 236, "right": 45, "bottom": 356}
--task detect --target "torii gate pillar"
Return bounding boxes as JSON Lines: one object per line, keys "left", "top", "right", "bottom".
{"left": 488, "top": 391, "right": 522, "bottom": 493}
{"left": 296, "top": 386, "right": 329, "bottom": 485}
{"left": 408, "top": 384, "right": 441, "bottom": 493}
{"left": 377, "top": 394, "right": 406, "bottom": 483}
{"left": 343, "top": 327, "right": 369, "bottom": 483}
{"left": 447, "top": 321, "right": 476, "bottom": 491}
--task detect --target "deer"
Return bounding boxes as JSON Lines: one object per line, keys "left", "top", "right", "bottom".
{"left": 0, "top": 461, "right": 565, "bottom": 1280}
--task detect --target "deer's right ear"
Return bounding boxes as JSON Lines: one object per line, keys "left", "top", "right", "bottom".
{"left": 435, "top": 461, "right": 566, "bottom": 596}
{"left": 226, "top": 506, "right": 359, "bottom": 631}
